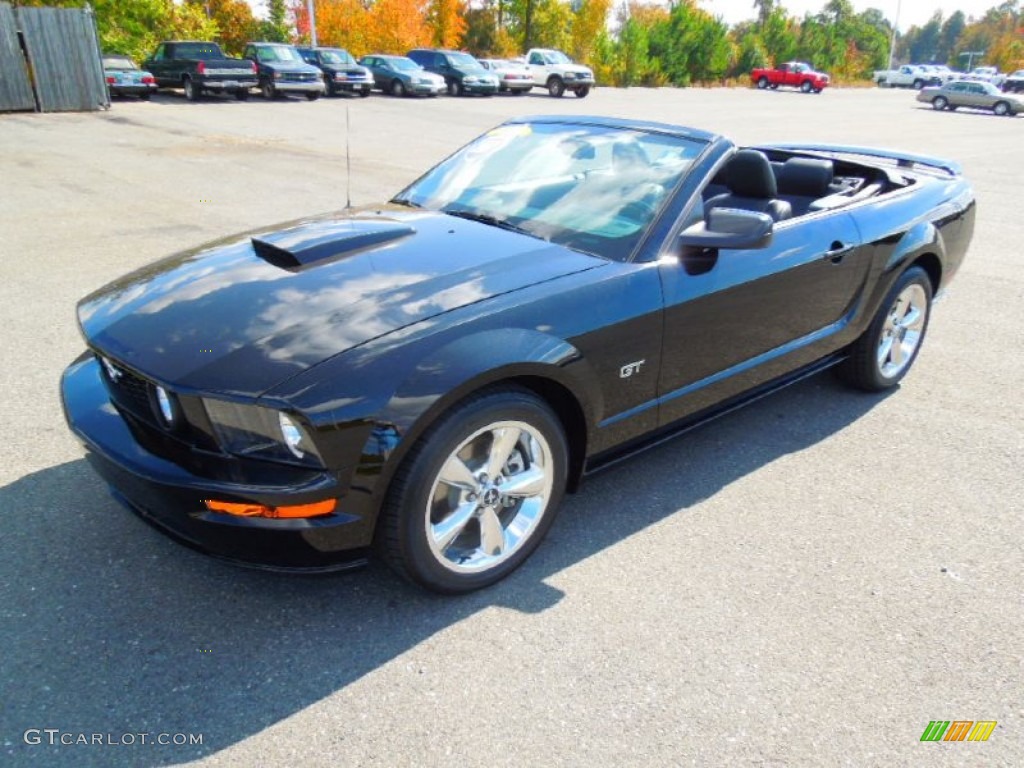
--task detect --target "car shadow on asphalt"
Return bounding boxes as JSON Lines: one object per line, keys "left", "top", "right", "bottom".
{"left": 0, "top": 373, "right": 889, "bottom": 766}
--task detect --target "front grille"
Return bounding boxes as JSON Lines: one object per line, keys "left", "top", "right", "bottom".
{"left": 281, "top": 72, "right": 317, "bottom": 82}
{"left": 103, "top": 360, "right": 155, "bottom": 425}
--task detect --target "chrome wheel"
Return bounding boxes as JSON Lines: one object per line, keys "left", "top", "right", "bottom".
{"left": 877, "top": 283, "right": 928, "bottom": 379}
{"left": 425, "top": 420, "right": 554, "bottom": 574}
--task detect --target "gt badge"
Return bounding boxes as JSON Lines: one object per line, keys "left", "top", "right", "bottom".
{"left": 620, "top": 360, "right": 645, "bottom": 378}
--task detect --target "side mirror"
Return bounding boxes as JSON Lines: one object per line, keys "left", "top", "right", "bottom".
{"left": 677, "top": 208, "right": 774, "bottom": 250}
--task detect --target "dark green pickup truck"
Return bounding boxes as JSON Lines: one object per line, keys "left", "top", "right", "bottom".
{"left": 143, "top": 41, "right": 258, "bottom": 101}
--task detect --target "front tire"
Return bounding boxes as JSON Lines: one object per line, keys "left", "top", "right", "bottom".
{"left": 800, "top": 80, "right": 813, "bottom": 93}
{"left": 447, "top": 79, "right": 463, "bottom": 97}
{"left": 993, "top": 100, "right": 1011, "bottom": 116}
{"left": 261, "top": 82, "right": 275, "bottom": 100}
{"left": 305, "top": 91, "right": 320, "bottom": 101}
{"left": 377, "top": 387, "right": 568, "bottom": 594}
{"left": 838, "top": 267, "right": 932, "bottom": 392}
{"left": 391, "top": 79, "right": 406, "bottom": 97}
{"left": 547, "top": 76, "right": 565, "bottom": 98}
{"left": 913, "top": 78, "right": 924, "bottom": 89}
{"left": 574, "top": 85, "right": 590, "bottom": 98}
{"left": 234, "top": 89, "right": 249, "bottom": 101}
{"left": 932, "top": 95, "right": 948, "bottom": 110}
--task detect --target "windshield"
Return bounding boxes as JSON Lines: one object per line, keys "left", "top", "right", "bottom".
{"left": 257, "top": 46, "right": 301, "bottom": 63}
{"left": 321, "top": 49, "right": 356, "bottom": 66}
{"left": 542, "top": 51, "right": 571, "bottom": 65}
{"left": 103, "top": 56, "right": 136, "bottom": 70}
{"left": 447, "top": 52, "right": 483, "bottom": 70}
{"left": 388, "top": 57, "right": 420, "bottom": 72}
{"left": 395, "top": 122, "right": 704, "bottom": 261}
{"left": 176, "top": 43, "right": 222, "bottom": 60}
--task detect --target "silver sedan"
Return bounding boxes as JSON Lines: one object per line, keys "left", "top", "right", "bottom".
{"left": 917, "top": 80, "right": 1023, "bottom": 116}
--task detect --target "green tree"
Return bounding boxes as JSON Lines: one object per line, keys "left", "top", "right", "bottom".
{"left": 260, "top": 0, "right": 291, "bottom": 42}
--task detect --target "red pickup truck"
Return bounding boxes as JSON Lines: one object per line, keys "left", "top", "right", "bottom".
{"left": 751, "top": 62, "right": 829, "bottom": 93}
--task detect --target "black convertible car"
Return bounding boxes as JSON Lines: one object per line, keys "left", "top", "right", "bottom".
{"left": 62, "top": 117, "right": 975, "bottom": 593}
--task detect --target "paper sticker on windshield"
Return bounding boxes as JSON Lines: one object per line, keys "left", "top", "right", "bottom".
{"left": 486, "top": 124, "right": 532, "bottom": 139}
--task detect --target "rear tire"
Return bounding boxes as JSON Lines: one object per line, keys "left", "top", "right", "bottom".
{"left": 837, "top": 266, "right": 932, "bottom": 392}
{"left": 234, "top": 89, "right": 249, "bottom": 101}
{"left": 757, "top": 76, "right": 769, "bottom": 89}
{"left": 183, "top": 77, "right": 199, "bottom": 101}
{"left": 377, "top": 387, "right": 568, "bottom": 594}
{"left": 359, "top": 87, "right": 371, "bottom": 98}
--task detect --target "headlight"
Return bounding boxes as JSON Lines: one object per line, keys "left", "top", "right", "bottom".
{"left": 464, "top": 76, "right": 478, "bottom": 83}
{"left": 273, "top": 71, "right": 283, "bottom": 80}
{"left": 203, "top": 398, "right": 324, "bottom": 467}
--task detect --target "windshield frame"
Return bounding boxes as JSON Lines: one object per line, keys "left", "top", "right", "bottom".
{"left": 393, "top": 120, "right": 708, "bottom": 263}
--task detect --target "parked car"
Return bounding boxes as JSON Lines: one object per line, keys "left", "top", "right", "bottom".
{"left": 478, "top": 58, "right": 533, "bottom": 94}
{"left": 102, "top": 54, "right": 157, "bottom": 100}
{"left": 143, "top": 40, "right": 257, "bottom": 101}
{"left": 358, "top": 54, "right": 445, "bottom": 97}
{"left": 524, "top": 48, "right": 594, "bottom": 98}
{"left": 752, "top": 61, "right": 829, "bottom": 92}
{"left": 872, "top": 64, "right": 941, "bottom": 89}
{"left": 1002, "top": 70, "right": 1024, "bottom": 93}
{"left": 917, "top": 80, "right": 1023, "bottom": 116}
{"left": 407, "top": 49, "right": 499, "bottom": 96}
{"left": 296, "top": 46, "right": 373, "bottom": 97}
{"left": 921, "top": 64, "right": 959, "bottom": 83}
{"left": 243, "top": 42, "right": 326, "bottom": 101}
{"left": 62, "top": 115, "right": 975, "bottom": 593}
{"left": 964, "top": 66, "right": 1006, "bottom": 87}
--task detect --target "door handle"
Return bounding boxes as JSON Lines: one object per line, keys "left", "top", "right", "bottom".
{"left": 824, "top": 241, "right": 853, "bottom": 263}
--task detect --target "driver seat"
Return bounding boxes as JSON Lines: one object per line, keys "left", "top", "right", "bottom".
{"left": 705, "top": 150, "right": 792, "bottom": 222}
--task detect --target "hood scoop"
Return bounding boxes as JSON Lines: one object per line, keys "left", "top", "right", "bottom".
{"left": 251, "top": 218, "right": 415, "bottom": 270}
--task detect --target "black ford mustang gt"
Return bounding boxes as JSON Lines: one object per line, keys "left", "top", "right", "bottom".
{"left": 62, "top": 116, "right": 976, "bottom": 593}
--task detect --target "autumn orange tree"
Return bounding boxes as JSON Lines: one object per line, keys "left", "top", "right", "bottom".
{"left": 427, "top": 0, "right": 468, "bottom": 49}
{"left": 292, "top": 0, "right": 370, "bottom": 55}
{"left": 186, "top": 0, "right": 258, "bottom": 56}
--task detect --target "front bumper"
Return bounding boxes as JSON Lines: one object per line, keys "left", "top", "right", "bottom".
{"left": 271, "top": 80, "right": 327, "bottom": 95}
{"left": 61, "top": 354, "right": 371, "bottom": 572}
{"left": 410, "top": 81, "right": 445, "bottom": 95}
{"left": 461, "top": 81, "right": 499, "bottom": 94}
{"left": 561, "top": 76, "right": 595, "bottom": 89}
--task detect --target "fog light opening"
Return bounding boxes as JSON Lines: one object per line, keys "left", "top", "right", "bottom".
{"left": 205, "top": 499, "right": 336, "bottom": 519}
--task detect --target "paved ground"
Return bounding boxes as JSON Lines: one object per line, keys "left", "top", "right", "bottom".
{"left": 1, "top": 86, "right": 1021, "bottom": 767}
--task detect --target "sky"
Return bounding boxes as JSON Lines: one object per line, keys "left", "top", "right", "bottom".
{"left": 243, "top": 2, "right": 1007, "bottom": 33}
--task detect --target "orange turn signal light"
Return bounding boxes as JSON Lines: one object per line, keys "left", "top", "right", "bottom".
{"left": 204, "top": 499, "right": 336, "bottom": 519}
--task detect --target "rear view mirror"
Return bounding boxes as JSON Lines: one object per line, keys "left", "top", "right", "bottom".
{"left": 678, "top": 208, "right": 774, "bottom": 250}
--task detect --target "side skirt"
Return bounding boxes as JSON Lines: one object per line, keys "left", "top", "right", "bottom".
{"left": 583, "top": 353, "right": 846, "bottom": 478}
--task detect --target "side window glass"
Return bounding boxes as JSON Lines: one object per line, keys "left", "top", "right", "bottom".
{"left": 529, "top": 52, "right": 543, "bottom": 65}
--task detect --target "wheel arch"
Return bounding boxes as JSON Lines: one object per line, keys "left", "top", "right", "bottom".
{"left": 361, "top": 329, "right": 601, "bottom": 512}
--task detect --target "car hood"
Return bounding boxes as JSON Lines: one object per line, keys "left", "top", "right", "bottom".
{"left": 78, "top": 207, "right": 604, "bottom": 396}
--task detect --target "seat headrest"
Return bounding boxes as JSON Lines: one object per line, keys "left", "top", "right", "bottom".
{"left": 725, "top": 150, "right": 777, "bottom": 198}
{"left": 778, "top": 158, "right": 834, "bottom": 198}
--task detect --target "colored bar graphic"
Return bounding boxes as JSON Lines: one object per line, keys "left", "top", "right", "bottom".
{"left": 967, "top": 721, "right": 997, "bottom": 742}
{"left": 921, "top": 721, "right": 949, "bottom": 741}
{"left": 921, "top": 720, "right": 997, "bottom": 742}
{"left": 944, "top": 721, "right": 973, "bottom": 741}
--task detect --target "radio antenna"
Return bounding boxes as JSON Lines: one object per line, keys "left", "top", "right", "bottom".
{"left": 345, "top": 105, "right": 352, "bottom": 210}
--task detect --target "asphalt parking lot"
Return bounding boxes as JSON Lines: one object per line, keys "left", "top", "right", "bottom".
{"left": 1, "top": 86, "right": 1022, "bottom": 767}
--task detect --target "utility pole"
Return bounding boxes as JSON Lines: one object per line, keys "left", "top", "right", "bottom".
{"left": 959, "top": 51, "right": 984, "bottom": 72}
{"left": 886, "top": 0, "right": 901, "bottom": 70}
{"left": 306, "top": 0, "right": 317, "bottom": 47}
